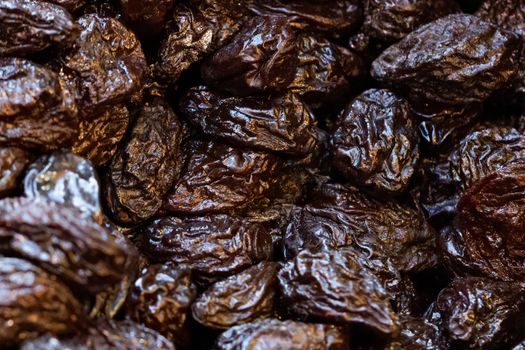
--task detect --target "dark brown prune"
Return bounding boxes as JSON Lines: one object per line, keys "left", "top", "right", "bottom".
{"left": 47, "top": 0, "right": 87, "bottom": 12}
{"left": 105, "top": 97, "right": 183, "bottom": 226}
{"left": 363, "top": 0, "right": 459, "bottom": 42}
{"left": 62, "top": 14, "right": 147, "bottom": 117}
{"left": 288, "top": 34, "right": 365, "bottom": 109}
{"left": 72, "top": 104, "right": 130, "bottom": 167}
{"left": 192, "top": 261, "right": 278, "bottom": 329}
{"left": 164, "top": 139, "right": 282, "bottom": 214}
{"left": 201, "top": 15, "right": 299, "bottom": 97}
{"left": 137, "top": 215, "right": 273, "bottom": 284}
{"left": 332, "top": 89, "right": 420, "bottom": 194}
{"left": 0, "top": 147, "right": 30, "bottom": 196}
{"left": 0, "top": 0, "right": 77, "bottom": 56}
{"left": 434, "top": 277, "right": 525, "bottom": 349}
{"left": 180, "top": 87, "right": 317, "bottom": 156}
{"left": 284, "top": 183, "right": 437, "bottom": 274}
{"left": 23, "top": 152, "right": 103, "bottom": 222}
{"left": 278, "top": 248, "right": 399, "bottom": 336}
{"left": 0, "top": 58, "right": 78, "bottom": 151}
{"left": 0, "top": 257, "right": 86, "bottom": 346}
{"left": 215, "top": 318, "right": 350, "bottom": 350}
{"left": 477, "top": 0, "right": 525, "bottom": 36}
{"left": 371, "top": 14, "right": 521, "bottom": 105}
{"left": 128, "top": 263, "right": 196, "bottom": 346}
{"left": 0, "top": 197, "right": 128, "bottom": 293}
{"left": 119, "top": 0, "right": 174, "bottom": 38}
{"left": 247, "top": 0, "right": 362, "bottom": 38}
{"left": 386, "top": 316, "right": 443, "bottom": 350}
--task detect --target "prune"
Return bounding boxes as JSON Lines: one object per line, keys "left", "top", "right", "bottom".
{"left": 284, "top": 183, "right": 437, "bottom": 273}
{"left": 215, "top": 318, "right": 350, "bottom": 350}
{"left": 0, "top": 257, "right": 86, "bottom": 345}
{"left": 127, "top": 263, "right": 195, "bottom": 347}
{"left": 371, "top": 14, "right": 521, "bottom": 105}
{"left": 192, "top": 261, "right": 278, "bottom": 329}
{"left": 137, "top": 215, "right": 273, "bottom": 284}
{"left": 201, "top": 15, "right": 299, "bottom": 96}
{"left": 0, "top": 0, "right": 77, "bottom": 56}
{"left": 62, "top": 14, "right": 147, "bottom": 117}
{"left": 434, "top": 277, "right": 525, "bottom": 349}
{"left": 119, "top": 0, "right": 174, "bottom": 38}
{"left": 72, "top": 105, "right": 130, "bottom": 167}
{"left": 332, "top": 89, "right": 420, "bottom": 194}
{"left": 24, "top": 152, "right": 103, "bottom": 222}
{"left": 180, "top": 87, "right": 317, "bottom": 156}
{"left": 386, "top": 316, "right": 443, "bottom": 350}
{"left": 0, "top": 197, "right": 128, "bottom": 293}
{"left": 0, "top": 58, "right": 78, "bottom": 150}
{"left": 47, "top": 0, "right": 87, "bottom": 12}
{"left": 288, "top": 34, "right": 365, "bottom": 109}
{"left": 105, "top": 97, "right": 183, "bottom": 226}
{"left": 0, "top": 147, "right": 30, "bottom": 196}
{"left": 164, "top": 139, "right": 282, "bottom": 214}
{"left": 477, "top": 0, "right": 525, "bottom": 36}
{"left": 247, "top": 0, "right": 362, "bottom": 38}
{"left": 278, "top": 248, "right": 399, "bottom": 335}
{"left": 363, "top": 0, "right": 459, "bottom": 42}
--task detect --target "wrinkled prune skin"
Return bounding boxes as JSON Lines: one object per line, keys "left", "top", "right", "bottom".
{"left": 72, "top": 104, "right": 130, "bottom": 167}
{"left": 476, "top": 0, "right": 525, "bottom": 35}
{"left": 164, "top": 139, "right": 282, "bottom": 214}
{"left": 284, "top": 183, "right": 437, "bottom": 273}
{"left": 119, "top": 0, "right": 174, "bottom": 38}
{"left": 333, "top": 89, "right": 420, "bottom": 194}
{"left": 105, "top": 97, "right": 183, "bottom": 226}
{"left": 386, "top": 316, "right": 443, "bottom": 350}
{"left": 0, "top": 197, "right": 128, "bottom": 293}
{"left": 363, "top": 0, "right": 459, "bottom": 42}
{"left": 180, "top": 87, "right": 317, "bottom": 156}
{"left": 0, "top": 58, "right": 78, "bottom": 150}
{"left": 128, "top": 263, "right": 196, "bottom": 346}
{"left": 0, "top": 257, "right": 86, "bottom": 346}
{"left": 192, "top": 261, "right": 278, "bottom": 329}
{"left": 47, "top": 0, "right": 87, "bottom": 12}
{"left": 137, "top": 215, "right": 273, "bottom": 284}
{"left": 435, "top": 277, "right": 525, "bottom": 349}
{"left": 215, "top": 318, "right": 350, "bottom": 350}
{"left": 0, "top": 0, "right": 77, "bottom": 56}
{"left": 24, "top": 152, "right": 103, "bottom": 222}
{"left": 288, "top": 34, "right": 365, "bottom": 109}
{"left": 371, "top": 14, "right": 521, "bottom": 105}
{"left": 0, "top": 147, "right": 30, "bottom": 196}
{"left": 201, "top": 15, "right": 299, "bottom": 96}
{"left": 62, "top": 14, "right": 147, "bottom": 117}
{"left": 278, "top": 248, "right": 399, "bottom": 335}
{"left": 248, "top": 0, "right": 362, "bottom": 39}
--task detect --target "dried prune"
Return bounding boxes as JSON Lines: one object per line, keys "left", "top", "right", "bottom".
{"left": 371, "top": 14, "right": 521, "bottom": 105}
{"left": 119, "top": 0, "right": 174, "bottom": 38}
{"left": 0, "top": 147, "right": 30, "bottom": 196}
{"left": 72, "top": 105, "right": 130, "bottom": 167}
{"left": 0, "top": 197, "right": 128, "bottom": 293}
{"left": 105, "top": 97, "right": 183, "bottom": 226}
{"left": 386, "top": 316, "right": 443, "bottom": 350}
{"left": 434, "top": 277, "right": 525, "bottom": 349}
{"left": 47, "top": 0, "right": 87, "bottom": 12}
{"left": 128, "top": 263, "right": 196, "bottom": 346}
{"left": 180, "top": 87, "right": 317, "bottom": 156}
{"left": 201, "top": 15, "right": 299, "bottom": 96}
{"left": 192, "top": 261, "right": 278, "bottom": 329}
{"left": 0, "top": 58, "right": 78, "bottom": 150}
{"left": 0, "top": 257, "right": 86, "bottom": 345}
{"left": 0, "top": 0, "right": 77, "bottom": 56}
{"left": 363, "top": 0, "right": 459, "bottom": 42}
{"left": 278, "top": 248, "right": 399, "bottom": 335}
{"left": 215, "top": 318, "right": 350, "bottom": 350}
{"left": 137, "top": 215, "right": 273, "bottom": 284}
{"left": 477, "top": 0, "right": 525, "bottom": 37}
{"left": 164, "top": 139, "right": 282, "bottom": 214}
{"left": 332, "top": 89, "right": 420, "bottom": 194}
{"left": 62, "top": 14, "right": 147, "bottom": 117}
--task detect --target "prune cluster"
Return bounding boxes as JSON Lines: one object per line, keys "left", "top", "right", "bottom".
{"left": 3, "top": 0, "right": 525, "bottom": 349}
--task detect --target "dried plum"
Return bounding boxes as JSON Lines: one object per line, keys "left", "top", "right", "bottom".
{"left": 0, "top": 147, "right": 30, "bottom": 196}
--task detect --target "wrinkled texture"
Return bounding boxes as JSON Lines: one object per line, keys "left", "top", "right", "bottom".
{"left": 119, "top": 0, "right": 174, "bottom": 37}
{"left": 215, "top": 318, "right": 350, "bottom": 350}
{"left": 386, "top": 316, "right": 443, "bottom": 350}
{"left": 192, "top": 261, "right": 278, "bottom": 329}
{"left": 180, "top": 87, "right": 317, "bottom": 155}
{"left": 371, "top": 14, "right": 521, "bottom": 104}
{"left": 47, "top": 0, "right": 87, "bottom": 12}
{"left": 278, "top": 248, "right": 399, "bottom": 335}
{"left": 333, "top": 89, "right": 420, "bottom": 194}
{"left": 0, "top": 147, "right": 30, "bottom": 196}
